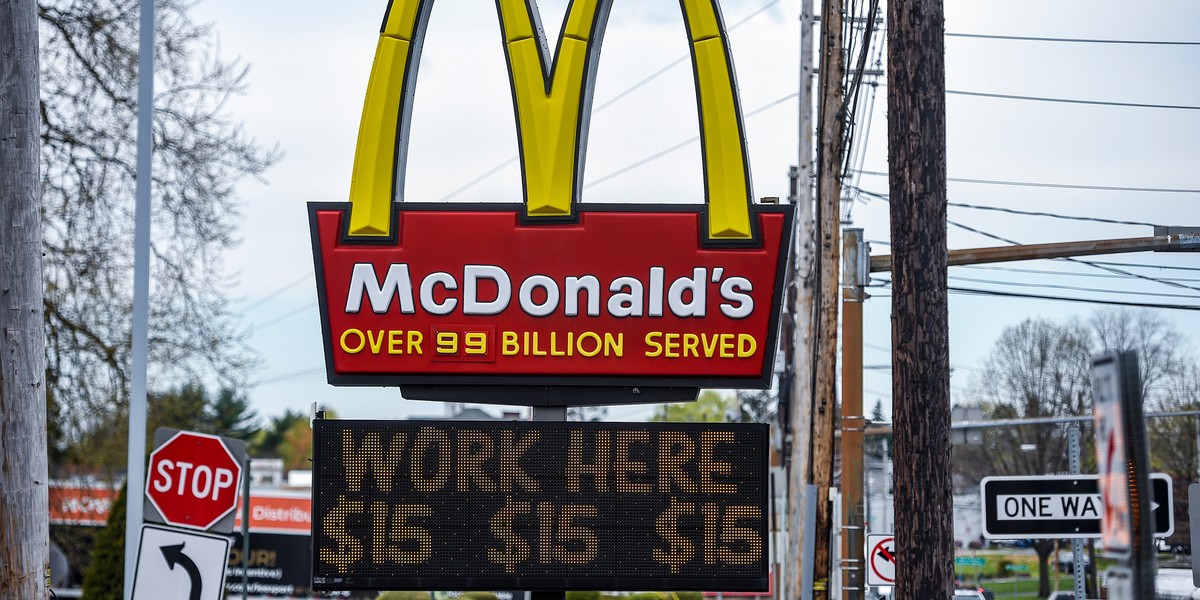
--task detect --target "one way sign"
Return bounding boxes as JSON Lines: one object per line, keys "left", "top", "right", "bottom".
{"left": 981, "top": 473, "right": 1173, "bottom": 539}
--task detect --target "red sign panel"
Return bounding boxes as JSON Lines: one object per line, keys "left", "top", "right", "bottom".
{"left": 145, "top": 431, "right": 244, "bottom": 531}
{"left": 49, "top": 482, "right": 118, "bottom": 526}
{"left": 310, "top": 203, "right": 793, "bottom": 392}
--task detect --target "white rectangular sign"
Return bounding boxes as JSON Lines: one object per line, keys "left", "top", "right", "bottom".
{"left": 994, "top": 493, "right": 1102, "bottom": 521}
{"left": 130, "top": 524, "right": 231, "bottom": 600}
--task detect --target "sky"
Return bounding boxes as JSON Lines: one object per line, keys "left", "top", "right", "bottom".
{"left": 183, "top": 0, "right": 1200, "bottom": 424}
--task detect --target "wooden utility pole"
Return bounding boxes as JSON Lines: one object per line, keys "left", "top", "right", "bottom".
{"left": 839, "top": 229, "right": 866, "bottom": 600}
{"left": 787, "top": 0, "right": 817, "bottom": 597}
{"left": 887, "top": 0, "right": 953, "bottom": 596}
{"left": 0, "top": 0, "right": 50, "bottom": 597}
{"left": 813, "top": 0, "right": 847, "bottom": 595}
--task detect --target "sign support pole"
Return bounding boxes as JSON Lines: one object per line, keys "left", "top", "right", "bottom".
{"left": 124, "top": 0, "right": 153, "bottom": 596}
{"left": 1068, "top": 425, "right": 1087, "bottom": 599}
{"left": 242, "top": 456, "right": 251, "bottom": 600}
{"left": 532, "top": 406, "right": 566, "bottom": 600}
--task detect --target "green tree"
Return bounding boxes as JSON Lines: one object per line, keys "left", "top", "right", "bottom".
{"left": 651, "top": 390, "right": 734, "bottom": 422}
{"left": 81, "top": 483, "right": 127, "bottom": 598}
{"left": 251, "top": 409, "right": 307, "bottom": 458}
{"left": 39, "top": 0, "right": 278, "bottom": 452}
{"left": 206, "top": 387, "right": 260, "bottom": 440}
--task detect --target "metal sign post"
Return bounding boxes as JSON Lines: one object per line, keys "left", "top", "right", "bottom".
{"left": 1092, "top": 351, "right": 1154, "bottom": 599}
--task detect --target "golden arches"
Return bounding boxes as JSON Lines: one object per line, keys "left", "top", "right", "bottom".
{"left": 346, "top": 0, "right": 754, "bottom": 242}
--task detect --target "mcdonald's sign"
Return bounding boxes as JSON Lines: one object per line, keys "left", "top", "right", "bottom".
{"left": 310, "top": 0, "right": 795, "bottom": 404}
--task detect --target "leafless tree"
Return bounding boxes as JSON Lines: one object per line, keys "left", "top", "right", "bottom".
{"left": 957, "top": 317, "right": 1093, "bottom": 598}
{"left": 38, "top": 0, "right": 279, "bottom": 460}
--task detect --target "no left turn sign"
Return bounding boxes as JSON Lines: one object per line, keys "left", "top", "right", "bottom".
{"left": 866, "top": 533, "right": 895, "bottom": 587}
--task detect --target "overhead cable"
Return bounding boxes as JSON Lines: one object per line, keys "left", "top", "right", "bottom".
{"left": 854, "top": 169, "right": 1200, "bottom": 194}
{"left": 946, "top": 32, "right": 1200, "bottom": 46}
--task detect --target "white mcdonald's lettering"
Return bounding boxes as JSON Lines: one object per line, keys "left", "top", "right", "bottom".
{"left": 346, "top": 0, "right": 754, "bottom": 242}
{"left": 344, "top": 263, "right": 754, "bottom": 319}
{"left": 995, "top": 494, "right": 1102, "bottom": 520}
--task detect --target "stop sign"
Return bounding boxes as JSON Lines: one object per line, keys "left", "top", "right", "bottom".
{"left": 145, "top": 430, "right": 244, "bottom": 531}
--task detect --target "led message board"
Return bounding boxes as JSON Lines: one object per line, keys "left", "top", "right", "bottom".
{"left": 311, "top": 420, "right": 768, "bottom": 591}
{"left": 310, "top": 0, "right": 794, "bottom": 402}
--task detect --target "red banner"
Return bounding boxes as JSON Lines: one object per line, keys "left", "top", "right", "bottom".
{"left": 310, "top": 203, "right": 793, "bottom": 390}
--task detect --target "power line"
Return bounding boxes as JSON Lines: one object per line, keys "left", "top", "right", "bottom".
{"left": 236, "top": 272, "right": 312, "bottom": 315}
{"left": 946, "top": 275, "right": 1199, "bottom": 299}
{"left": 1087, "top": 260, "right": 1200, "bottom": 273}
{"left": 436, "top": 0, "right": 787, "bottom": 202}
{"left": 585, "top": 92, "right": 798, "bottom": 189}
{"left": 948, "top": 286, "right": 1200, "bottom": 311}
{"left": 861, "top": 189, "right": 1200, "bottom": 293}
{"left": 940, "top": 218, "right": 1200, "bottom": 295}
{"left": 874, "top": 273, "right": 1200, "bottom": 298}
{"left": 870, "top": 287, "right": 1200, "bottom": 311}
{"left": 855, "top": 188, "right": 1164, "bottom": 227}
{"left": 945, "top": 32, "right": 1200, "bottom": 46}
{"left": 242, "top": 301, "right": 317, "bottom": 336}
{"left": 946, "top": 88, "right": 1200, "bottom": 111}
{"left": 959, "top": 264, "right": 1200, "bottom": 284}
{"left": 593, "top": 0, "right": 786, "bottom": 112}
{"left": 854, "top": 169, "right": 1200, "bottom": 194}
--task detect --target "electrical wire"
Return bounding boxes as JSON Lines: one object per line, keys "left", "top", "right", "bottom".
{"left": 1087, "top": 260, "right": 1200, "bottom": 273}
{"left": 959, "top": 264, "right": 1200, "bottom": 284}
{"left": 945, "top": 217, "right": 1200, "bottom": 294}
{"left": 437, "top": 0, "right": 786, "bottom": 202}
{"left": 945, "top": 32, "right": 1200, "bottom": 46}
{"left": 869, "top": 287, "right": 1200, "bottom": 311}
{"left": 873, "top": 274, "right": 1200, "bottom": 299}
{"left": 855, "top": 188, "right": 1165, "bottom": 227}
{"left": 952, "top": 274, "right": 1200, "bottom": 298}
{"left": 235, "top": 272, "right": 312, "bottom": 315}
{"left": 945, "top": 88, "right": 1200, "bottom": 111}
{"left": 584, "top": 92, "right": 798, "bottom": 189}
{"left": 858, "top": 189, "right": 1200, "bottom": 294}
{"left": 854, "top": 170, "right": 1200, "bottom": 194}
{"left": 241, "top": 301, "right": 317, "bottom": 336}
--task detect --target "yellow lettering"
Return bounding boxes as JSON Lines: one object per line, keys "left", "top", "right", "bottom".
{"left": 659, "top": 432, "right": 698, "bottom": 493}
{"left": 683, "top": 333, "right": 700, "bottom": 358}
{"left": 456, "top": 430, "right": 495, "bottom": 492}
{"left": 645, "top": 332, "right": 663, "bottom": 357}
{"left": 367, "top": 329, "right": 386, "bottom": 354}
{"left": 737, "top": 333, "right": 756, "bottom": 357}
{"left": 604, "top": 333, "right": 623, "bottom": 357}
{"left": 410, "top": 428, "right": 450, "bottom": 492}
{"left": 615, "top": 430, "right": 652, "bottom": 493}
{"left": 407, "top": 330, "right": 423, "bottom": 354}
{"left": 344, "top": 430, "right": 406, "bottom": 494}
{"left": 387, "top": 330, "right": 405, "bottom": 354}
{"left": 318, "top": 495, "right": 364, "bottom": 573}
{"left": 664, "top": 333, "right": 681, "bottom": 358}
{"left": 503, "top": 331, "right": 519, "bottom": 355}
{"left": 719, "top": 333, "right": 734, "bottom": 358}
{"left": 577, "top": 332, "right": 602, "bottom": 357}
{"left": 500, "top": 430, "right": 541, "bottom": 493}
{"left": 340, "top": 329, "right": 366, "bottom": 354}
{"left": 566, "top": 430, "right": 609, "bottom": 492}
{"left": 699, "top": 431, "right": 737, "bottom": 494}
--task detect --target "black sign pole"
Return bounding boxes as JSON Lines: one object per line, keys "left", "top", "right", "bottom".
{"left": 242, "top": 456, "right": 251, "bottom": 600}
{"left": 532, "top": 405, "right": 568, "bottom": 600}
{"left": 1116, "top": 352, "right": 1155, "bottom": 599}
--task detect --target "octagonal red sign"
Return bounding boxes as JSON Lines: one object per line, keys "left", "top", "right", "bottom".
{"left": 145, "top": 430, "right": 243, "bottom": 531}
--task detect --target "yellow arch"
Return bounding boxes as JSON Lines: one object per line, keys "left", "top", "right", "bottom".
{"left": 346, "top": 0, "right": 754, "bottom": 241}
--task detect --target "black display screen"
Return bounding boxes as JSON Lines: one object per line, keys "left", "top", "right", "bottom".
{"left": 311, "top": 420, "right": 768, "bottom": 591}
